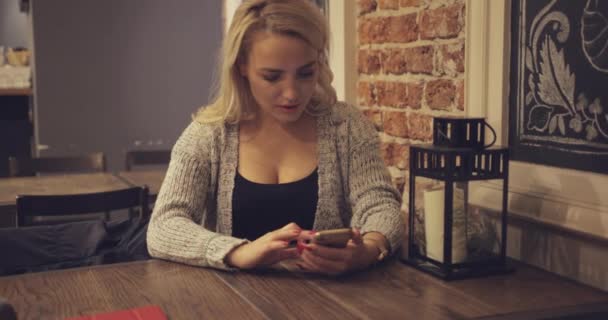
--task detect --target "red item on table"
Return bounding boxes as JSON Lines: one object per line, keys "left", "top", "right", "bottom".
{"left": 64, "top": 305, "right": 167, "bottom": 320}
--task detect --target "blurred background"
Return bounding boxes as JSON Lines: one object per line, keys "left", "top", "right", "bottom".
{"left": 0, "top": 0, "right": 223, "bottom": 174}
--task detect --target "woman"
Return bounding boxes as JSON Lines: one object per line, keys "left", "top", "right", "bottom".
{"left": 147, "top": 0, "right": 403, "bottom": 275}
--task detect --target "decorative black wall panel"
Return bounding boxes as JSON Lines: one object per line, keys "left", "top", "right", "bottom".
{"left": 509, "top": 0, "right": 608, "bottom": 174}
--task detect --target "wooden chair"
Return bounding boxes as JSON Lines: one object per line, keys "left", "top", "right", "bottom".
{"left": 16, "top": 186, "right": 149, "bottom": 227}
{"left": 1, "top": 207, "right": 151, "bottom": 276}
{"left": 7, "top": 152, "right": 106, "bottom": 177}
{"left": 125, "top": 150, "right": 170, "bottom": 171}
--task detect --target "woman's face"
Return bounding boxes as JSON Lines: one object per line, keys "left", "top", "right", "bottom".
{"left": 240, "top": 31, "right": 319, "bottom": 126}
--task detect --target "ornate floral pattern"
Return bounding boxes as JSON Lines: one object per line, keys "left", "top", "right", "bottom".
{"left": 524, "top": 0, "right": 608, "bottom": 141}
{"left": 510, "top": 0, "right": 608, "bottom": 173}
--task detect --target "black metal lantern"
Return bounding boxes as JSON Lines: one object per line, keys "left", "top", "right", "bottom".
{"left": 402, "top": 117, "right": 513, "bottom": 280}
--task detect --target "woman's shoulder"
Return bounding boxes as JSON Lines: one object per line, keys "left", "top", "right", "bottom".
{"left": 172, "top": 120, "right": 227, "bottom": 158}
{"left": 328, "top": 101, "right": 361, "bottom": 122}
{"left": 327, "top": 101, "right": 376, "bottom": 134}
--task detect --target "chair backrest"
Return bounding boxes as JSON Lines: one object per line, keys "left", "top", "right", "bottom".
{"left": 8, "top": 152, "right": 106, "bottom": 177}
{"left": 16, "top": 186, "right": 149, "bottom": 227}
{"left": 125, "top": 150, "right": 170, "bottom": 171}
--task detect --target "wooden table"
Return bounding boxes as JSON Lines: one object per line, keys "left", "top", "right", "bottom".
{"left": 0, "top": 259, "right": 606, "bottom": 320}
{"left": 116, "top": 170, "right": 166, "bottom": 198}
{"left": 0, "top": 173, "right": 131, "bottom": 227}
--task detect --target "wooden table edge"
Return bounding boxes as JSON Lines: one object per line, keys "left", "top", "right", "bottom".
{"left": 471, "top": 301, "right": 608, "bottom": 320}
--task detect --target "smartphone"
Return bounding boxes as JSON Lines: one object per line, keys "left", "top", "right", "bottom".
{"left": 312, "top": 228, "right": 353, "bottom": 248}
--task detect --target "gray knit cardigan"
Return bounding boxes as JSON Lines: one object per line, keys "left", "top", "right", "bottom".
{"left": 146, "top": 102, "right": 404, "bottom": 270}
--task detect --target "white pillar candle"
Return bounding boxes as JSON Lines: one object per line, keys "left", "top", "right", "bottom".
{"left": 423, "top": 186, "right": 467, "bottom": 263}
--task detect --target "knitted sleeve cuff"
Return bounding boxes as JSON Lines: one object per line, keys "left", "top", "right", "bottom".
{"left": 205, "top": 234, "right": 250, "bottom": 270}
{"left": 359, "top": 211, "right": 404, "bottom": 255}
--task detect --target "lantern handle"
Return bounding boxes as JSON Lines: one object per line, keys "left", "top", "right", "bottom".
{"left": 483, "top": 121, "right": 497, "bottom": 148}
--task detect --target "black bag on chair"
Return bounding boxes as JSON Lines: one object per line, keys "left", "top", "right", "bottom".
{"left": 0, "top": 297, "right": 17, "bottom": 320}
{"left": 0, "top": 217, "right": 150, "bottom": 276}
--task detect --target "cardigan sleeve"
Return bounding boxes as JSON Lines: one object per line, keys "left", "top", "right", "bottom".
{"left": 346, "top": 111, "right": 404, "bottom": 254}
{"left": 146, "top": 122, "right": 247, "bottom": 270}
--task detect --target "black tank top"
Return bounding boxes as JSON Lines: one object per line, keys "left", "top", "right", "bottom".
{"left": 232, "top": 169, "right": 318, "bottom": 241}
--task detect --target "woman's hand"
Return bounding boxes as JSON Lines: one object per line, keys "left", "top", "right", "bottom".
{"left": 225, "top": 223, "right": 302, "bottom": 269}
{"left": 296, "top": 229, "right": 386, "bottom": 276}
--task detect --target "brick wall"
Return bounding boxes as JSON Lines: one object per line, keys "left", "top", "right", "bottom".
{"left": 356, "top": 0, "right": 466, "bottom": 211}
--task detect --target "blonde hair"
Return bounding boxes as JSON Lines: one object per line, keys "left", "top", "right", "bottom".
{"left": 193, "top": 0, "right": 337, "bottom": 124}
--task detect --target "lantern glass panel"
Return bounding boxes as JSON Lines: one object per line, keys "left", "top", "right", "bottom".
{"left": 466, "top": 179, "right": 505, "bottom": 262}
{"left": 413, "top": 177, "right": 505, "bottom": 264}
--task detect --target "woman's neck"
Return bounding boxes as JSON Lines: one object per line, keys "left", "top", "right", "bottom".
{"left": 241, "top": 111, "right": 316, "bottom": 142}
